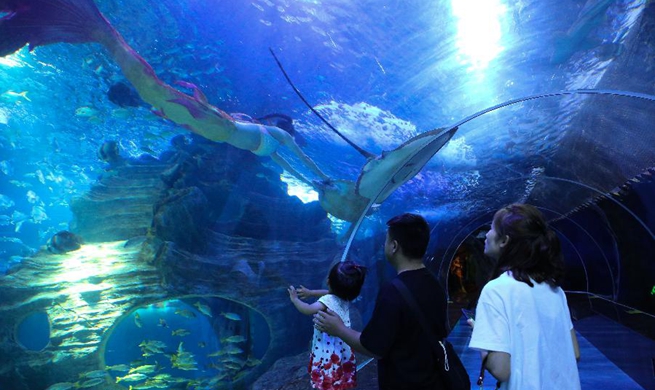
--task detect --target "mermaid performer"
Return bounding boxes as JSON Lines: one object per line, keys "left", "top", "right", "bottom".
{"left": 0, "top": 0, "right": 328, "bottom": 185}
{"left": 0, "top": 0, "right": 457, "bottom": 223}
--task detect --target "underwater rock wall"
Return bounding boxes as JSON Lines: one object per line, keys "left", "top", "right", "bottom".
{"left": 0, "top": 134, "right": 339, "bottom": 389}
{"left": 0, "top": 241, "right": 166, "bottom": 389}
{"left": 71, "top": 163, "right": 169, "bottom": 242}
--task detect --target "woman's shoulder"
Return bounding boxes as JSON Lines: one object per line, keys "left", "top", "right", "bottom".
{"left": 483, "top": 272, "right": 527, "bottom": 295}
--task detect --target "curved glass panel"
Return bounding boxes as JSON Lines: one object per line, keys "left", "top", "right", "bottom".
{"left": 0, "top": 0, "right": 653, "bottom": 388}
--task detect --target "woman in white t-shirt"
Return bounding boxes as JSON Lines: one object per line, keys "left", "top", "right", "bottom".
{"left": 469, "top": 203, "right": 581, "bottom": 390}
{"left": 288, "top": 260, "right": 367, "bottom": 390}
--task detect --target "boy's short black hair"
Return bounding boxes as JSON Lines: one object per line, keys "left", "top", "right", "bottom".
{"left": 386, "top": 213, "right": 430, "bottom": 259}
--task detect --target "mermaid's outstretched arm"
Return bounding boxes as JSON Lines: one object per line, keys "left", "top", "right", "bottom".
{"left": 267, "top": 127, "right": 330, "bottom": 182}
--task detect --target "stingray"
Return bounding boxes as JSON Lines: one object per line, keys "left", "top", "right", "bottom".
{"left": 270, "top": 49, "right": 460, "bottom": 220}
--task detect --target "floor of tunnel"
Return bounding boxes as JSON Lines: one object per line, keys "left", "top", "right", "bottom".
{"left": 279, "top": 315, "right": 654, "bottom": 389}
{"left": 453, "top": 314, "right": 652, "bottom": 390}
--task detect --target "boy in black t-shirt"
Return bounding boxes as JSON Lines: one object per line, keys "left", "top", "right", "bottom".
{"left": 315, "top": 213, "right": 448, "bottom": 389}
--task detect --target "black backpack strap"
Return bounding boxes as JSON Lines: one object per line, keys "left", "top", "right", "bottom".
{"left": 391, "top": 278, "right": 450, "bottom": 371}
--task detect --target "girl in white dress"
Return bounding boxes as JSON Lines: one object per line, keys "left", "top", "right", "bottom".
{"left": 288, "top": 260, "right": 366, "bottom": 390}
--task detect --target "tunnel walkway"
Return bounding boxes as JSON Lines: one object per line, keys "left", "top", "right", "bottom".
{"left": 449, "top": 315, "right": 654, "bottom": 390}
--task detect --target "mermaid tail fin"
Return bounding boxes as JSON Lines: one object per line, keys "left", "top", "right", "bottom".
{"left": 0, "top": 0, "right": 110, "bottom": 56}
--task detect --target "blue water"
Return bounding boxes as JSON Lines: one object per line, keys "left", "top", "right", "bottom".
{"left": 0, "top": 0, "right": 651, "bottom": 257}
{"left": 105, "top": 298, "right": 269, "bottom": 385}
{"left": 0, "top": 0, "right": 654, "bottom": 388}
{"left": 16, "top": 311, "right": 50, "bottom": 351}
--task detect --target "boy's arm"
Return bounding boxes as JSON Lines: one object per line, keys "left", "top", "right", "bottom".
{"left": 288, "top": 286, "right": 327, "bottom": 315}
{"left": 314, "top": 309, "right": 380, "bottom": 358}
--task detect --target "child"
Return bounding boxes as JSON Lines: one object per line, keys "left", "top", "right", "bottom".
{"left": 288, "top": 260, "right": 366, "bottom": 390}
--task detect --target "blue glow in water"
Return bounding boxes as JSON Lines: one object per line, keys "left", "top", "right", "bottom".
{"left": 17, "top": 311, "right": 50, "bottom": 351}
{"left": 106, "top": 300, "right": 220, "bottom": 379}
{"left": 104, "top": 298, "right": 269, "bottom": 385}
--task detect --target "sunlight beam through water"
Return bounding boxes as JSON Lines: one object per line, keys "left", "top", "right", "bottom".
{"left": 451, "top": 0, "right": 507, "bottom": 70}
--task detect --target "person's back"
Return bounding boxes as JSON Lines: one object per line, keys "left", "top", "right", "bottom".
{"left": 473, "top": 272, "right": 580, "bottom": 390}
{"left": 362, "top": 267, "right": 448, "bottom": 389}
{"left": 469, "top": 204, "right": 581, "bottom": 390}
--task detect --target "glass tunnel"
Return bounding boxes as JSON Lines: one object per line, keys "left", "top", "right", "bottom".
{"left": 0, "top": 0, "right": 653, "bottom": 389}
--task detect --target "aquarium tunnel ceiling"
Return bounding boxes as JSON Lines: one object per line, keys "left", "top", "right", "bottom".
{"left": 0, "top": 0, "right": 654, "bottom": 293}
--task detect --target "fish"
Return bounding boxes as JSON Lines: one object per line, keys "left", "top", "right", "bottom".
{"left": 194, "top": 301, "right": 212, "bottom": 317}
{"left": 134, "top": 312, "right": 143, "bottom": 328}
{"left": 79, "top": 369, "right": 107, "bottom": 379}
{"left": 9, "top": 180, "right": 31, "bottom": 188}
{"left": 47, "top": 231, "right": 82, "bottom": 254}
{"left": 0, "top": 160, "right": 12, "bottom": 176}
{"left": 0, "top": 194, "right": 14, "bottom": 209}
{"left": 171, "top": 362, "right": 198, "bottom": 371}
{"left": 10, "top": 210, "right": 28, "bottom": 232}
{"left": 220, "top": 312, "right": 242, "bottom": 321}
{"left": 106, "top": 364, "right": 131, "bottom": 372}
{"left": 26, "top": 190, "right": 39, "bottom": 204}
{"left": 0, "top": 108, "right": 9, "bottom": 125}
{"left": 171, "top": 328, "right": 191, "bottom": 337}
{"left": 224, "top": 361, "right": 243, "bottom": 371}
{"left": 1, "top": 90, "right": 30, "bottom": 103}
{"left": 127, "top": 364, "right": 158, "bottom": 375}
{"left": 128, "top": 381, "right": 169, "bottom": 390}
{"left": 35, "top": 169, "right": 45, "bottom": 184}
{"left": 139, "top": 340, "right": 167, "bottom": 350}
{"left": 223, "top": 344, "right": 244, "bottom": 355}
{"left": 174, "top": 309, "right": 196, "bottom": 318}
{"left": 77, "top": 377, "right": 106, "bottom": 388}
{"left": 245, "top": 357, "right": 262, "bottom": 367}
{"left": 30, "top": 205, "right": 48, "bottom": 223}
{"left": 222, "top": 335, "right": 247, "bottom": 344}
{"left": 45, "top": 383, "right": 76, "bottom": 390}
{"left": 116, "top": 373, "right": 148, "bottom": 383}
{"left": 170, "top": 342, "right": 198, "bottom": 371}
{"left": 219, "top": 355, "right": 245, "bottom": 365}
{"left": 75, "top": 106, "right": 100, "bottom": 117}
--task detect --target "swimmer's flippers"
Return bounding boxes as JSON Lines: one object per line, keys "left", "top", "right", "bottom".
{"left": 0, "top": 0, "right": 111, "bottom": 56}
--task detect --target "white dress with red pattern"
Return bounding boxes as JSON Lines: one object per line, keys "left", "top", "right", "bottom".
{"left": 308, "top": 294, "right": 357, "bottom": 390}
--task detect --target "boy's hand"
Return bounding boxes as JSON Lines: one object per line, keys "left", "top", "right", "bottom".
{"left": 314, "top": 308, "right": 344, "bottom": 336}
